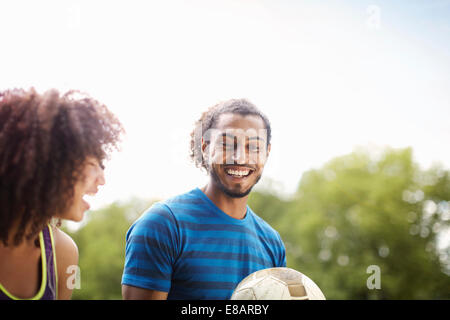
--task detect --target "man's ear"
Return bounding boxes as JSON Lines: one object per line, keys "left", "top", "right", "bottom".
{"left": 201, "top": 137, "right": 208, "bottom": 153}
{"left": 201, "top": 137, "right": 210, "bottom": 162}
{"left": 259, "top": 143, "right": 271, "bottom": 165}
{"left": 201, "top": 137, "right": 212, "bottom": 170}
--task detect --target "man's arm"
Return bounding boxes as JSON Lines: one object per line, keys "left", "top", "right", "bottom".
{"left": 121, "top": 203, "right": 178, "bottom": 298}
{"left": 122, "top": 284, "right": 168, "bottom": 300}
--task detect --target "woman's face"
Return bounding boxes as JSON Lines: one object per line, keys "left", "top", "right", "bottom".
{"left": 60, "top": 156, "right": 105, "bottom": 222}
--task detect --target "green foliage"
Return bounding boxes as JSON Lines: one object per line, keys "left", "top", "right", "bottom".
{"left": 254, "top": 147, "right": 450, "bottom": 299}
{"left": 63, "top": 198, "right": 155, "bottom": 300}
{"left": 64, "top": 147, "right": 450, "bottom": 299}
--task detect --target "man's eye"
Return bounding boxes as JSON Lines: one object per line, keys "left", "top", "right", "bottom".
{"left": 222, "top": 143, "right": 234, "bottom": 149}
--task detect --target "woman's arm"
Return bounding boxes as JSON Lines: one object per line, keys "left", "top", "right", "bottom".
{"left": 53, "top": 227, "right": 79, "bottom": 300}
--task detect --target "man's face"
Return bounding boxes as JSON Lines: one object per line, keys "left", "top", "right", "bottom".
{"left": 202, "top": 113, "right": 270, "bottom": 198}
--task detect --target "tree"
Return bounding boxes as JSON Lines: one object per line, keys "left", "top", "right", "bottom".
{"left": 266, "top": 147, "right": 450, "bottom": 299}
{"left": 63, "top": 147, "right": 450, "bottom": 299}
{"left": 63, "top": 198, "right": 155, "bottom": 299}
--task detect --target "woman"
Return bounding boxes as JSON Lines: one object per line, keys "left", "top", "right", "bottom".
{"left": 0, "top": 88, "right": 124, "bottom": 300}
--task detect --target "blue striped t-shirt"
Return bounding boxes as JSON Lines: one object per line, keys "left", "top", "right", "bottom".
{"left": 121, "top": 187, "right": 286, "bottom": 300}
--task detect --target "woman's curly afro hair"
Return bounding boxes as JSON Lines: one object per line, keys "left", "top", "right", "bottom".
{"left": 0, "top": 88, "right": 124, "bottom": 246}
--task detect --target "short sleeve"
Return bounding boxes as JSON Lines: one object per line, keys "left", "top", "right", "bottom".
{"left": 276, "top": 231, "right": 287, "bottom": 267}
{"left": 121, "top": 203, "right": 180, "bottom": 292}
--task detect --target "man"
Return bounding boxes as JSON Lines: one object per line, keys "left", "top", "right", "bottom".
{"left": 121, "top": 99, "right": 286, "bottom": 299}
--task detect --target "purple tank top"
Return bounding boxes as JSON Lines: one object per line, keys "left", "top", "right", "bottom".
{"left": 0, "top": 225, "right": 57, "bottom": 300}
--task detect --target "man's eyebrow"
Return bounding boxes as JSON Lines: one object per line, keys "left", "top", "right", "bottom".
{"left": 220, "top": 133, "right": 235, "bottom": 139}
{"left": 248, "top": 136, "right": 266, "bottom": 142}
{"left": 219, "top": 133, "right": 266, "bottom": 142}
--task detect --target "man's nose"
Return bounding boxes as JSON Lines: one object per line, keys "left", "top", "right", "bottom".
{"left": 231, "top": 143, "right": 247, "bottom": 164}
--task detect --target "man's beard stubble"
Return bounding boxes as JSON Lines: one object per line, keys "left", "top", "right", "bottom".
{"left": 209, "top": 165, "right": 262, "bottom": 199}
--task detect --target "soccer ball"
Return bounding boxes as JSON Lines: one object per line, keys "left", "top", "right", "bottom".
{"left": 230, "top": 267, "right": 326, "bottom": 300}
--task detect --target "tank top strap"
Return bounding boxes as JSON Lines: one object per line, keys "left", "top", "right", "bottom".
{"left": 0, "top": 225, "right": 58, "bottom": 300}
{"left": 40, "top": 225, "right": 58, "bottom": 300}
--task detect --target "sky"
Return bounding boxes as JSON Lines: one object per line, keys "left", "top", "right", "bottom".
{"left": 1, "top": 0, "right": 449, "bottom": 213}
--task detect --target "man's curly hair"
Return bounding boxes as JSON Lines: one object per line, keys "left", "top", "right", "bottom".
{"left": 189, "top": 98, "right": 271, "bottom": 171}
{"left": 0, "top": 88, "right": 124, "bottom": 246}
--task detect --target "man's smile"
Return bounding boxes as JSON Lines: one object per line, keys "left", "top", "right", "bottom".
{"left": 222, "top": 165, "right": 256, "bottom": 179}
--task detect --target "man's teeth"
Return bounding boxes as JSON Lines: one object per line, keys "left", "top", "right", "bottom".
{"left": 226, "top": 169, "right": 251, "bottom": 177}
